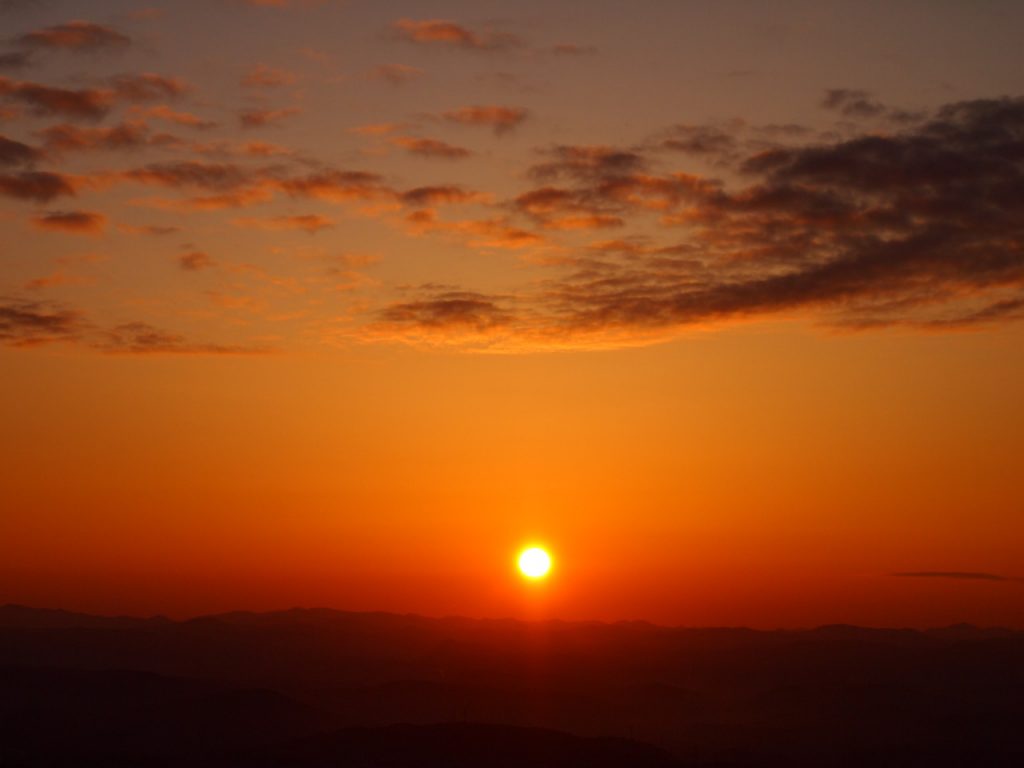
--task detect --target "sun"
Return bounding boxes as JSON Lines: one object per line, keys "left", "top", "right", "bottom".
{"left": 518, "top": 547, "right": 552, "bottom": 580}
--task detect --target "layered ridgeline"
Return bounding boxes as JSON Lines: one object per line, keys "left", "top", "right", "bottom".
{"left": 2, "top": 605, "right": 1023, "bottom": 766}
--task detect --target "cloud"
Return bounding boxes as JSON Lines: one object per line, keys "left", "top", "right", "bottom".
{"left": 391, "top": 18, "right": 522, "bottom": 51}
{"left": 274, "top": 169, "right": 388, "bottom": 202}
{"left": 350, "top": 122, "right": 408, "bottom": 136}
{"left": 821, "top": 88, "right": 886, "bottom": 118}
{"left": 119, "top": 223, "right": 179, "bottom": 236}
{"left": 232, "top": 213, "right": 334, "bottom": 234}
{"left": 442, "top": 105, "right": 528, "bottom": 135}
{"left": 894, "top": 571, "right": 1018, "bottom": 582}
{"left": 405, "top": 209, "right": 543, "bottom": 250}
{"left": 109, "top": 73, "right": 187, "bottom": 101}
{"left": 0, "top": 50, "right": 33, "bottom": 70}
{"left": 0, "top": 297, "right": 263, "bottom": 354}
{"left": 550, "top": 43, "right": 597, "bottom": 56}
{"left": 390, "top": 136, "right": 471, "bottom": 160}
{"left": 529, "top": 145, "right": 648, "bottom": 182}
{"left": 242, "top": 64, "right": 297, "bottom": 88}
{"left": 0, "top": 170, "right": 77, "bottom": 202}
{"left": 96, "top": 322, "right": 264, "bottom": 355}
{"left": 377, "top": 95, "right": 1024, "bottom": 348}
{"left": 32, "top": 209, "right": 106, "bottom": 234}
{"left": 178, "top": 251, "right": 215, "bottom": 271}
{"left": 0, "top": 76, "right": 114, "bottom": 119}
{"left": 237, "top": 140, "right": 291, "bottom": 157}
{"left": 514, "top": 186, "right": 623, "bottom": 230}
{"left": 121, "top": 161, "right": 390, "bottom": 212}
{"left": 661, "top": 124, "right": 740, "bottom": 158}
{"left": 371, "top": 63, "right": 423, "bottom": 86}
{"left": 238, "top": 106, "right": 300, "bottom": 128}
{"left": 400, "top": 185, "right": 481, "bottom": 207}
{"left": 0, "top": 73, "right": 182, "bottom": 121}
{"left": 0, "top": 133, "right": 42, "bottom": 165}
{"left": 16, "top": 20, "right": 131, "bottom": 52}
{"left": 141, "top": 105, "right": 217, "bottom": 129}
{"left": 380, "top": 291, "right": 513, "bottom": 333}
{"left": 36, "top": 120, "right": 164, "bottom": 153}
{"left": 123, "top": 160, "right": 252, "bottom": 190}
{"left": 0, "top": 297, "right": 83, "bottom": 346}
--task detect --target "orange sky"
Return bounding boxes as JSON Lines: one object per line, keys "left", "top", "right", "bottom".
{"left": 2, "top": 0, "right": 1023, "bottom": 627}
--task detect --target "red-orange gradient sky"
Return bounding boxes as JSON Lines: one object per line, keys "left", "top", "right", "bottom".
{"left": 2, "top": 0, "right": 1024, "bottom": 628}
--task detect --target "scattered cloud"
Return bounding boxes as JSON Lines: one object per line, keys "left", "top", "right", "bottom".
{"left": 109, "top": 73, "right": 188, "bottom": 101}
{"left": 378, "top": 95, "right": 1024, "bottom": 348}
{"left": 36, "top": 120, "right": 165, "bottom": 153}
{"left": 550, "top": 43, "right": 597, "bottom": 56}
{"left": 530, "top": 144, "right": 648, "bottom": 181}
{"left": 32, "top": 209, "right": 106, "bottom": 235}
{"left": 233, "top": 213, "right": 334, "bottom": 233}
{"left": 119, "top": 223, "right": 179, "bottom": 236}
{"left": 380, "top": 291, "right": 513, "bottom": 334}
{"left": 0, "top": 73, "right": 185, "bottom": 121}
{"left": 141, "top": 105, "right": 217, "bottom": 129}
{"left": 0, "top": 133, "right": 42, "bottom": 166}
{"left": 821, "top": 88, "right": 886, "bottom": 118}
{"left": 0, "top": 76, "right": 115, "bottom": 120}
{"left": 400, "top": 185, "right": 482, "bottom": 207}
{"left": 350, "top": 122, "right": 407, "bottom": 136}
{"left": 0, "top": 297, "right": 83, "bottom": 346}
{"left": 0, "top": 50, "right": 33, "bottom": 70}
{"left": 391, "top": 18, "right": 522, "bottom": 51}
{"left": 16, "top": 20, "right": 131, "bottom": 52}
{"left": 442, "top": 105, "right": 528, "bottom": 135}
{"left": 178, "top": 250, "right": 215, "bottom": 271}
{"left": 238, "top": 106, "right": 300, "bottom": 128}
{"left": 371, "top": 63, "right": 423, "bottom": 86}
{"left": 0, "top": 170, "right": 77, "bottom": 202}
{"left": 660, "top": 124, "right": 740, "bottom": 159}
{"left": 96, "top": 321, "right": 264, "bottom": 355}
{"left": 242, "top": 64, "right": 297, "bottom": 88}
{"left": 390, "top": 136, "right": 471, "bottom": 160}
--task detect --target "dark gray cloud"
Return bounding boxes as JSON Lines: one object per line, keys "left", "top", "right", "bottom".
{"left": 96, "top": 322, "right": 264, "bottom": 355}
{"left": 0, "top": 297, "right": 82, "bottom": 345}
{"left": 391, "top": 18, "right": 523, "bottom": 52}
{"left": 0, "top": 133, "right": 42, "bottom": 165}
{"left": 0, "top": 73, "right": 185, "bottom": 121}
{"left": 380, "top": 291, "right": 513, "bottom": 333}
{"left": 379, "top": 95, "right": 1024, "bottom": 346}
{"left": 0, "top": 170, "right": 76, "bottom": 202}
{"left": 0, "top": 50, "right": 33, "bottom": 69}
{"left": 15, "top": 20, "right": 131, "bottom": 52}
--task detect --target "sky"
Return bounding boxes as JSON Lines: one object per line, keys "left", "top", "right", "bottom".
{"left": 2, "top": 0, "right": 1024, "bottom": 628}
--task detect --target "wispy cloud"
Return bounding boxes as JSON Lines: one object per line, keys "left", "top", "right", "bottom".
{"left": 16, "top": 20, "right": 131, "bottom": 52}
{"left": 390, "top": 136, "right": 471, "bottom": 160}
{"left": 32, "top": 209, "right": 106, "bottom": 235}
{"left": 442, "top": 105, "right": 528, "bottom": 135}
{"left": 391, "top": 18, "right": 522, "bottom": 52}
{"left": 376, "top": 95, "right": 1024, "bottom": 349}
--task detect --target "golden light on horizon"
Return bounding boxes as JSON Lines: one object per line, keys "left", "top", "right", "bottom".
{"left": 518, "top": 547, "right": 553, "bottom": 580}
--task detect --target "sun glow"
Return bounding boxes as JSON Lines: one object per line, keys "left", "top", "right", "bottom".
{"left": 518, "top": 547, "right": 552, "bottom": 579}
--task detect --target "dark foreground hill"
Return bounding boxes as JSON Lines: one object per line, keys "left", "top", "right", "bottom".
{"left": 2, "top": 605, "right": 1024, "bottom": 766}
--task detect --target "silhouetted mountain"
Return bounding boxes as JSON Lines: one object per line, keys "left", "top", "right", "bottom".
{"left": 2, "top": 605, "right": 1024, "bottom": 766}
{"left": 242, "top": 723, "right": 683, "bottom": 768}
{"left": 0, "top": 604, "right": 171, "bottom": 630}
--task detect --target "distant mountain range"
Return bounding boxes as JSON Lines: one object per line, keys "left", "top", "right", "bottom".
{"left": 2, "top": 605, "right": 1023, "bottom": 766}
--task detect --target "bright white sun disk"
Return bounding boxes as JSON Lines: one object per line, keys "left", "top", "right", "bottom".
{"left": 518, "top": 547, "right": 552, "bottom": 579}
